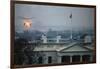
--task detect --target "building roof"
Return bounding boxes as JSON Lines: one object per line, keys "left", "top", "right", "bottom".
{"left": 33, "top": 42, "right": 93, "bottom": 52}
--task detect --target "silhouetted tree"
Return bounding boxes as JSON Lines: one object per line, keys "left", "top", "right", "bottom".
{"left": 14, "top": 38, "right": 28, "bottom": 65}
{"left": 14, "top": 37, "right": 43, "bottom": 65}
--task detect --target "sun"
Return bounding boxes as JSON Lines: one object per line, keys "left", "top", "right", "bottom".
{"left": 23, "top": 18, "right": 32, "bottom": 30}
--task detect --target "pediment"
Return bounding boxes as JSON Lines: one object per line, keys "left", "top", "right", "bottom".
{"left": 60, "top": 45, "right": 91, "bottom": 52}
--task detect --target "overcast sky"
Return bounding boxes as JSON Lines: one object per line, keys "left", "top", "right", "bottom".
{"left": 15, "top": 4, "right": 95, "bottom": 32}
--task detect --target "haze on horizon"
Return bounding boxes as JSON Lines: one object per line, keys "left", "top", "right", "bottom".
{"left": 15, "top": 4, "right": 95, "bottom": 33}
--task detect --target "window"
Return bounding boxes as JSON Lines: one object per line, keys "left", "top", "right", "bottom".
{"left": 38, "top": 57, "right": 43, "bottom": 64}
{"left": 82, "top": 55, "right": 90, "bottom": 62}
{"left": 61, "top": 56, "right": 70, "bottom": 63}
{"left": 72, "top": 55, "right": 80, "bottom": 63}
{"left": 48, "top": 56, "right": 52, "bottom": 63}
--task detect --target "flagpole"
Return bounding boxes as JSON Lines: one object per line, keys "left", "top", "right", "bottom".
{"left": 71, "top": 19, "right": 72, "bottom": 40}
{"left": 70, "top": 13, "right": 73, "bottom": 40}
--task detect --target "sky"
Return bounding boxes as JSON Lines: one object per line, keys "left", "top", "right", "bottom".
{"left": 15, "top": 4, "right": 95, "bottom": 32}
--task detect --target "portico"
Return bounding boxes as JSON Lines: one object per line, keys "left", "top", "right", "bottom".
{"left": 57, "top": 54, "right": 93, "bottom": 64}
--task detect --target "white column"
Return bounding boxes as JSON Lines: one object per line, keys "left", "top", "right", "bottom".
{"left": 90, "top": 55, "right": 93, "bottom": 62}
{"left": 58, "top": 56, "right": 61, "bottom": 63}
{"left": 80, "top": 55, "right": 82, "bottom": 62}
{"left": 70, "top": 56, "right": 72, "bottom": 63}
{"left": 43, "top": 56, "right": 48, "bottom": 64}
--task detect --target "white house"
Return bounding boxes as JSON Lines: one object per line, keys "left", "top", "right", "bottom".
{"left": 32, "top": 35, "right": 95, "bottom": 64}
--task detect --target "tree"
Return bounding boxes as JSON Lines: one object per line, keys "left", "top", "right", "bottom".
{"left": 14, "top": 38, "right": 28, "bottom": 65}
{"left": 14, "top": 38, "right": 43, "bottom": 65}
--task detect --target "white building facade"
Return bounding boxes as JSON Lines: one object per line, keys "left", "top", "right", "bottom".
{"left": 31, "top": 35, "right": 95, "bottom": 64}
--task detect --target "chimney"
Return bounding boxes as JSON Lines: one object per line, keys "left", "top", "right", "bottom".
{"left": 56, "top": 35, "right": 61, "bottom": 43}
{"left": 41, "top": 35, "right": 47, "bottom": 43}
